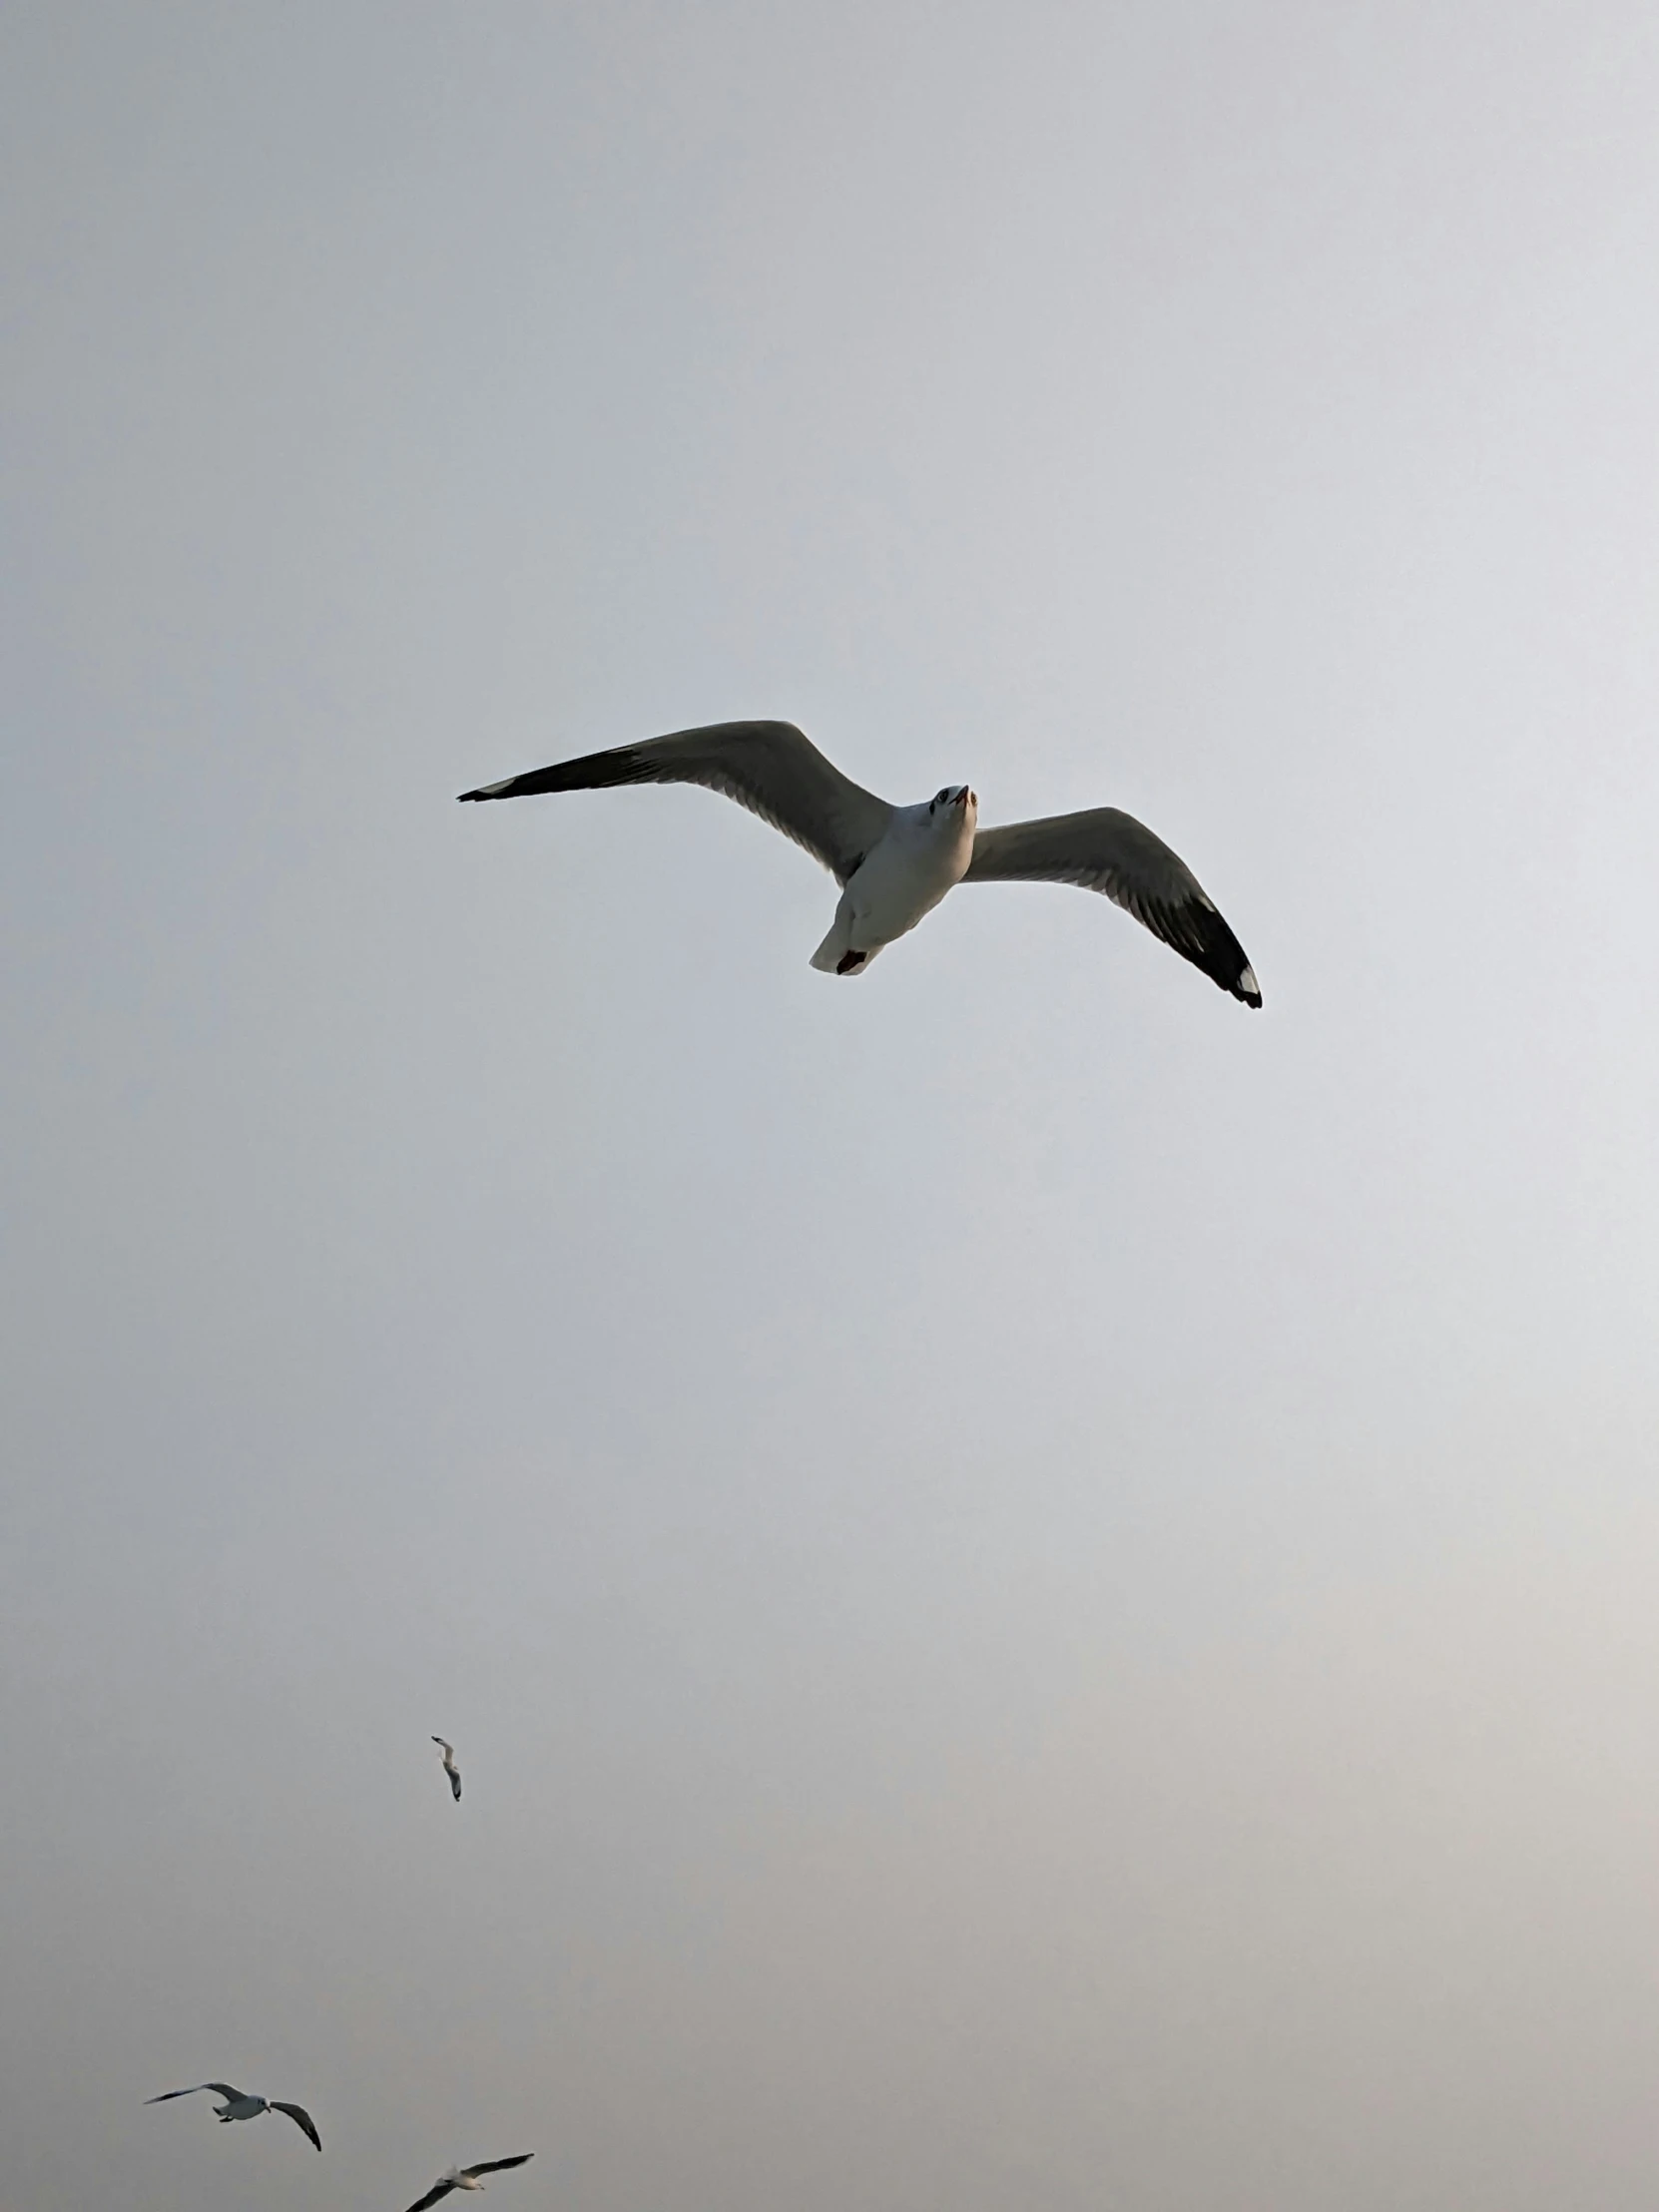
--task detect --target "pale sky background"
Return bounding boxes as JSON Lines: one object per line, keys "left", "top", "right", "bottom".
{"left": 6, "top": 4, "right": 1659, "bottom": 2208}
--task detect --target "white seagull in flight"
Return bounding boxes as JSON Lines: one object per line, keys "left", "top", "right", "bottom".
{"left": 145, "top": 2082, "right": 321, "bottom": 2150}
{"left": 403, "top": 2152, "right": 535, "bottom": 2210}
{"left": 460, "top": 720, "right": 1260, "bottom": 1002}
{"left": 432, "top": 1736, "right": 462, "bottom": 1801}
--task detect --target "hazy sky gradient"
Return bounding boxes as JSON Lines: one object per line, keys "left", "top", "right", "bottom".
{"left": 6, "top": 4, "right": 1659, "bottom": 2208}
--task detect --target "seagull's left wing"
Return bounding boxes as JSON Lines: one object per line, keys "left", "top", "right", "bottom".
{"left": 965, "top": 808, "right": 1262, "bottom": 1005}
{"left": 271, "top": 2102, "right": 322, "bottom": 2150}
{"left": 403, "top": 2183, "right": 457, "bottom": 2212}
{"left": 458, "top": 722, "right": 892, "bottom": 886}
{"left": 463, "top": 2155, "right": 536, "bottom": 2179}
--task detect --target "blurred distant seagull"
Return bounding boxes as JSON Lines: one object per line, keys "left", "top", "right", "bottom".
{"left": 146, "top": 2083, "right": 321, "bottom": 2150}
{"left": 460, "top": 721, "right": 1260, "bottom": 1002}
{"left": 432, "top": 1736, "right": 462, "bottom": 1801}
{"left": 404, "top": 2153, "right": 535, "bottom": 2210}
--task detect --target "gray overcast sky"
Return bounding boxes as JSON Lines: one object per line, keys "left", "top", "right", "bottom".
{"left": 5, "top": 3, "right": 1659, "bottom": 2208}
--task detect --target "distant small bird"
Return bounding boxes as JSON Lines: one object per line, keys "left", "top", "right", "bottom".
{"left": 459, "top": 720, "right": 1261, "bottom": 1001}
{"left": 146, "top": 2083, "right": 321, "bottom": 2150}
{"left": 404, "top": 2153, "right": 535, "bottom": 2210}
{"left": 432, "top": 1736, "right": 462, "bottom": 1801}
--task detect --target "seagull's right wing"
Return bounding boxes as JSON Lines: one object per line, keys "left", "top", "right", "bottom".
{"left": 146, "top": 2084, "right": 243, "bottom": 2104}
{"left": 449, "top": 1769, "right": 462, "bottom": 1801}
{"left": 272, "top": 2101, "right": 322, "bottom": 2150}
{"left": 966, "top": 808, "right": 1262, "bottom": 1005}
{"left": 458, "top": 722, "right": 893, "bottom": 886}
{"left": 463, "top": 2156, "right": 535, "bottom": 2179}
{"left": 402, "top": 2184, "right": 457, "bottom": 2212}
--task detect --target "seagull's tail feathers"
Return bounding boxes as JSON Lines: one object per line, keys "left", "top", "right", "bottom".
{"left": 810, "top": 897, "right": 875, "bottom": 976}
{"left": 809, "top": 921, "right": 846, "bottom": 973}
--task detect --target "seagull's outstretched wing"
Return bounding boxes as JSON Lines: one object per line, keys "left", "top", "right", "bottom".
{"left": 271, "top": 2101, "right": 322, "bottom": 2150}
{"left": 458, "top": 722, "right": 893, "bottom": 886}
{"left": 965, "top": 808, "right": 1262, "bottom": 1005}
{"left": 403, "top": 2183, "right": 458, "bottom": 2212}
{"left": 146, "top": 2083, "right": 244, "bottom": 2104}
{"left": 463, "top": 2155, "right": 535, "bottom": 2179}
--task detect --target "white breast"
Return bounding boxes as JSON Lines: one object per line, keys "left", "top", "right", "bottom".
{"left": 850, "top": 806, "right": 974, "bottom": 945}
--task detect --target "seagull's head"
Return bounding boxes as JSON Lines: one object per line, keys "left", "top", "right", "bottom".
{"left": 924, "top": 785, "right": 977, "bottom": 834}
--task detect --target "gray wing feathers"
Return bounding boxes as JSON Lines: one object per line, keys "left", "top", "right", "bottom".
{"left": 458, "top": 721, "right": 892, "bottom": 885}
{"left": 403, "top": 2185, "right": 456, "bottom": 2212}
{"left": 466, "top": 2156, "right": 535, "bottom": 2177}
{"left": 146, "top": 2084, "right": 243, "bottom": 2103}
{"left": 272, "top": 2101, "right": 322, "bottom": 2150}
{"left": 965, "top": 808, "right": 1262, "bottom": 1005}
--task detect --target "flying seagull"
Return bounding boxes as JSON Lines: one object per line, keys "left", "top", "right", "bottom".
{"left": 403, "top": 2153, "right": 535, "bottom": 2210}
{"left": 459, "top": 720, "right": 1260, "bottom": 1002}
{"left": 146, "top": 2083, "right": 321, "bottom": 2150}
{"left": 432, "top": 1736, "right": 462, "bottom": 1801}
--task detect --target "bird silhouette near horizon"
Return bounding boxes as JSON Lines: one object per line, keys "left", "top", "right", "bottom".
{"left": 432, "top": 1737, "right": 462, "bottom": 1802}
{"left": 145, "top": 2083, "right": 321, "bottom": 2150}
{"left": 403, "top": 2152, "right": 535, "bottom": 2210}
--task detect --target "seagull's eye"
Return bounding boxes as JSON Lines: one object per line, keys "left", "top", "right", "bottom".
{"left": 936, "top": 789, "right": 949, "bottom": 805}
